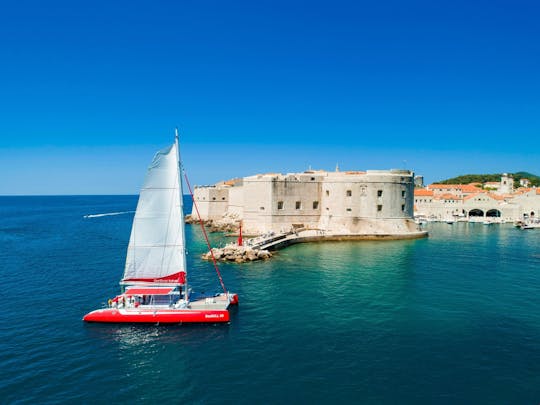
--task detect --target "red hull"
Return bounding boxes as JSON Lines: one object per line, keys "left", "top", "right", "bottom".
{"left": 83, "top": 308, "right": 230, "bottom": 323}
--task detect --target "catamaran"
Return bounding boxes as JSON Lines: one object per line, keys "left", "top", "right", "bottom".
{"left": 83, "top": 130, "right": 238, "bottom": 324}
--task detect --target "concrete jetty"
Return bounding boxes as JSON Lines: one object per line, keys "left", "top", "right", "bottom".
{"left": 249, "top": 229, "right": 428, "bottom": 251}
{"left": 202, "top": 228, "right": 427, "bottom": 262}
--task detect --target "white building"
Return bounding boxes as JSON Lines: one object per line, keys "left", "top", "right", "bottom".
{"left": 414, "top": 175, "right": 539, "bottom": 221}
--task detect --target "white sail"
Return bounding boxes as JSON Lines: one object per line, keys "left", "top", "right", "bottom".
{"left": 121, "top": 141, "right": 185, "bottom": 284}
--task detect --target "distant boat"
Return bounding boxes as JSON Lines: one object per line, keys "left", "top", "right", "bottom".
{"left": 84, "top": 130, "right": 238, "bottom": 324}
{"left": 521, "top": 221, "right": 540, "bottom": 230}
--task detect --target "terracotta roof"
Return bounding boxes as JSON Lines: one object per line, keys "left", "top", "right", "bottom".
{"left": 487, "top": 193, "right": 505, "bottom": 201}
{"left": 461, "top": 184, "right": 484, "bottom": 193}
{"left": 414, "top": 189, "right": 434, "bottom": 196}
{"left": 464, "top": 193, "right": 481, "bottom": 201}
{"left": 428, "top": 184, "right": 461, "bottom": 189}
{"left": 223, "top": 178, "right": 242, "bottom": 186}
{"left": 437, "top": 193, "right": 461, "bottom": 200}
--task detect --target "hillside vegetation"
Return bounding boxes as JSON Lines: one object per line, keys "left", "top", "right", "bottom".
{"left": 437, "top": 172, "right": 540, "bottom": 188}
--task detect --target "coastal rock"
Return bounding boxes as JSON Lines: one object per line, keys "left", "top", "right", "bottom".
{"left": 201, "top": 245, "right": 273, "bottom": 263}
{"left": 185, "top": 213, "right": 240, "bottom": 233}
{"left": 207, "top": 222, "right": 238, "bottom": 233}
{"left": 257, "top": 250, "right": 271, "bottom": 259}
{"left": 246, "top": 251, "right": 258, "bottom": 261}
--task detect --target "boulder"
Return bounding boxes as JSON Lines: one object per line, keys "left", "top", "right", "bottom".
{"left": 257, "top": 250, "right": 272, "bottom": 259}
{"left": 202, "top": 245, "right": 273, "bottom": 263}
{"left": 246, "top": 251, "right": 258, "bottom": 261}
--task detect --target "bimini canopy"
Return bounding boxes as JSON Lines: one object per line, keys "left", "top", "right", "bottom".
{"left": 124, "top": 287, "right": 176, "bottom": 296}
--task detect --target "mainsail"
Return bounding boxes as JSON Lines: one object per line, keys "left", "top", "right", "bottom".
{"left": 121, "top": 140, "right": 186, "bottom": 285}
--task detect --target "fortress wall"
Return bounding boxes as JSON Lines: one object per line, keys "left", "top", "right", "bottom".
{"left": 266, "top": 174, "right": 322, "bottom": 232}
{"left": 191, "top": 186, "right": 229, "bottom": 220}
{"left": 242, "top": 174, "right": 323, "bottom": 234}
{"left": 319, "top": 170, "right": 414, "bottom": 233}
{"left": 242, "top": 175, "right": 275, "bottom": 233}
{"left": 227, "top": 186, "right": 244, "bottom": 218}
{"left": 194, "top": 169, "right": 420, "bottom": 236}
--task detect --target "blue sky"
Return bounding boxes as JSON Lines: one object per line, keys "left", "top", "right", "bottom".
{"left": 1, "top": 0, "right": 538, "bottom": 194}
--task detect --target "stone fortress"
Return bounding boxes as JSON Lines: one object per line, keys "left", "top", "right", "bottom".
{"left": 191, "top": 168, "right": 427, "bottom": 240}
{"left": 413, "top": 174, "right": 540, "bottom": 222}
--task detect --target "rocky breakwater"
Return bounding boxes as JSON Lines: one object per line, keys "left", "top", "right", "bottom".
{"left": 185, "top": 215, "right": 239, "bottom": 233}
{"left": 202, "top": 245, "right": 272, "bottom": 263}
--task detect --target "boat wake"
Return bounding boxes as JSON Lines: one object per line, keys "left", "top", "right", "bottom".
{"left": 83, "top": 211, "right": 134, "bottom": 219}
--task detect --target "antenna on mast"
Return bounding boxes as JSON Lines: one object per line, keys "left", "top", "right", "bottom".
{"left": 175, "top": 127, "right": 179, "bottom": 140}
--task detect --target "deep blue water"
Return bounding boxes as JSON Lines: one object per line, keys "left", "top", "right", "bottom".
{"left": 1, "top": 196, "right": 539, "bottom": 404}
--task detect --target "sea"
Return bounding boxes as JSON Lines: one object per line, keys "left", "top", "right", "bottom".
{"left": 1, "top": 195, "right": 539, "bottom": 404}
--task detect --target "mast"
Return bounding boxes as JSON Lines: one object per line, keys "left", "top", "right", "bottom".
{"left": 175, "top": 127, "right": 189, "bottom": 301}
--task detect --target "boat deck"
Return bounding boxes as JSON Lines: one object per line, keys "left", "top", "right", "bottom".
{"left": 189, "top": 294, "right": 231, "bottom": 310}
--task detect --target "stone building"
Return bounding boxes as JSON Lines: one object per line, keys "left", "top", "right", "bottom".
{"left": 414, "top": 174, "right": 539, "bottom": 221}
{"left": 192, "top": 168, "right": 423, "bottom": 238}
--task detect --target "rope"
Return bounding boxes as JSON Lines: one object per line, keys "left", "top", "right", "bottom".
{"left": 183, "top": 172, "right": 228, "bottom": 294}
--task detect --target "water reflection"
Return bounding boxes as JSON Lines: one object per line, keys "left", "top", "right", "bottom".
{"left": 84, "top": 323, "right": 231, "bottom": 349}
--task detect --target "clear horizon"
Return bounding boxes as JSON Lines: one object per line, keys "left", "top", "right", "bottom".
{"left": 1, "top": 0, "right": 539, "bottom": 195}
{"left": 0, "top": 167, "right": 538, "bottom": 197}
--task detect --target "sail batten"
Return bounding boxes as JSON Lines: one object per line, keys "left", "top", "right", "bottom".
{"left": 122, "top": 143, "right": 185, "bottom": 284}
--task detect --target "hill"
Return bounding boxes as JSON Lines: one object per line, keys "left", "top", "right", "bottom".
{"left": 436, "top": 172, "right": 540, "bottom": 188}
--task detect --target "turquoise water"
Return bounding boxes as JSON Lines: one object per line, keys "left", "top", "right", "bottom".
{"left": 1, "top": 196, "right": 539, "bottom": 403}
